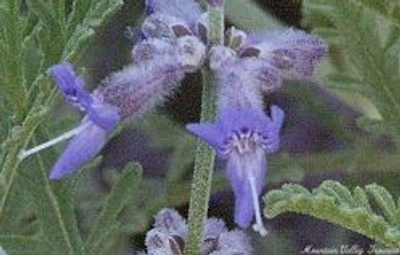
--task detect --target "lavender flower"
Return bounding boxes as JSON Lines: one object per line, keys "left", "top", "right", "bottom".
{"left": 49, "top": 63, "right": 120, "bottom": 179}
{"left": 140, "top": 208, "right": 252, "bottom": 255}
{"left": 22, "top": 18, "right": 206, "bottom": 180}
{"left": 187, "top": 106, "right": 284, "bottom": 235}
{"left": 185, "top": 27, "right": 326, "bottom": 234}
{"left": 49, "top": 55, "right": 188, "bottom": 179}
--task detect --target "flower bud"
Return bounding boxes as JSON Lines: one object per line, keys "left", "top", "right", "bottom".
{"left": 176, "top": 35, "right": 206, "bottom": 72}
{"left": 225, "top": 27, "right": 247, "bottom": 50}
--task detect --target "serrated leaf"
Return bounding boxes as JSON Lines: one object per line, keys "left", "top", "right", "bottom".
{"left": 18, "top": 148, "right": 84, "bottom": 255}
{"left": 21, "top": 11, "right": 39, "bottom": 40}
{"left": 85, "top": 163, "right": 142, "bottom": 255}
{"left": 282, "top": 183, "right": 311, "bottom": 195}
{"left": 384, "top": 24, "right": 400, "bottom": 51}
{"left": 365, "top": 184, "right": 398, "bottom": 225}
{"left": 318, "top": 181, "right": 355, "bottom": 207}
{"left": 350, "top": 0, "right": 400, "bottom": 28}
{"left": 22, "top": 33, "right": 44, "bottom": 89}
{"left": 313, "top": 27, "right": 345, "bottom": 45}
{"left": 0, "top": 174, "right": 32, "bottom": 233}
{"left": 26, "top": 0, "right": 55, "bottom": 27}
{"left": 51, "top": 0, "right": 66, "bottom": 26}
{"left": 324, "top": 74, "right": 375, "bottom": 97}
{"left": 356, "top": 117, "right": 400, "bottom": 143}
{"left": 0, "top": 4, "right": 9, "bottom": 26}
{"left": 264, "top": 181, "right": 400, "bottom": 247}
{"left": 66, "top": 0, "right": 92, "bottom": 37}
{"left": 353, "top": 187, "right": 371, "bottom": 210}
{"left": 304, "top": 0, "right": 400, "bottom": 143}
{"left": 63, "top": 0, "right": 123, "bottom": 61}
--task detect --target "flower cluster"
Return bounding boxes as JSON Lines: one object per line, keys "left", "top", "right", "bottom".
{"left": 21, "top": 0, "right": 327, "bottom": 235}
{"left": 187, "top": 25, "right": 327, "bottom": 234}
{"left": 24, "top": 0, "right": 208, "bottom": 179}
{"left": 139, "top": 208, "right": 252, "bottom": 255}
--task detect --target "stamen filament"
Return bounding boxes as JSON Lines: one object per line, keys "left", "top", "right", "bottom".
{"left": 18, "top": 121, "right": 91, "bottom": 160}
{"left": 248, "top": 174, "right": 268, "bottom": 236}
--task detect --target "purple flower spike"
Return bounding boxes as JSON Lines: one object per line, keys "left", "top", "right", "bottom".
{"left": 187, "top": 106, "right": 284, "bottom": 235}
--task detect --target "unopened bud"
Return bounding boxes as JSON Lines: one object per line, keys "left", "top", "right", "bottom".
{"left": 225, "top": 26, "right": 247, "bottom": 50}
{"left": 177, "top": 36, "right": 206, "bottom": 72}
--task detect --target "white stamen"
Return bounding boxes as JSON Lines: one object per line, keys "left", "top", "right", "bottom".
{"left": 248, "top": 174, "right": 268, "bottom": 236}
{"left": 18, "top": 121, "right": 91, "bottom": 160}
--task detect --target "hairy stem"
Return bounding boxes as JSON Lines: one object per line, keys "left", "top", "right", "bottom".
{"left": 185, "top": 1, "right": 224, "bottom": 255}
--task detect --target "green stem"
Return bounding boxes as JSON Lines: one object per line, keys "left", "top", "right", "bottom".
{"left": 185, "top": 1, "right": 224, "bottom": 255}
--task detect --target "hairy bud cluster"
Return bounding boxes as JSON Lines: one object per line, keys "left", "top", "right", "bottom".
{"left": 139, "top": 208, "right": 252, "bottom": 255}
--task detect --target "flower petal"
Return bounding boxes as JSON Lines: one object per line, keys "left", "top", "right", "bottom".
{"left": 212, "top": 231, "right": 252, "bottom": 255}
{"left": 270, "top": 105, "right": 285, "bottom": 130}
{"left": 226, "top": 149, "right": 267, "bottom": 228}
{"left": 51, "top": 62, "right": 93, "bottom": 109}
{"left": 153, "top": 208, "right": 187, "bottom": 238}
{"left": 86, "top": 101, "right": 120, "bottom": 131}
{"left": 186, "top": 123, "right": 224, "bottom": 152}
{"left": 226, "top": 156, "right": 254, "bottom": 228}
{"left": 49, "top": 121, "right": 107, "bottom": 180}
{"left": 204, "top": 218, "right": 227, "bottom": 239}
{"left": 218, "top": 108, "right": 272, "bottom": 134}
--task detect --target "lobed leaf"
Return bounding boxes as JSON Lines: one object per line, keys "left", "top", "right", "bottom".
{"left": 365, "top": 184, "right": 398, "bottom": 226}
{"left": 63, "top": 0, "right": 123, "bottom": 61}
{"left": 18, "top": 148, "right": 84, "bottom": 255}
{"left": 304, "top": 0, "right": 400, "bottom": 143}
{"left": 264, "top": 181, "right": 400, "bottom": 247}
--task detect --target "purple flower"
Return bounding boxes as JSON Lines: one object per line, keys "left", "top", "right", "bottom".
{"left": 51, "top": 63, "right": 119, "bottom": 131}
{"left": 48, "top": 31, "right": 206, "bottom": 180}
{"left": 187, "top": 106, "right": 284, "bottom": 234}
{"left": 49, "top": 42, "right": 203, "bottom": 179}
{"left": 49, "top": 63, "right": 120, "bottom": 179}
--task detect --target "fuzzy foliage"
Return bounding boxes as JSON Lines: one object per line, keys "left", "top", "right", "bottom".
{"left": 264, "top": 181, "right": 400, "bottom": 247}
